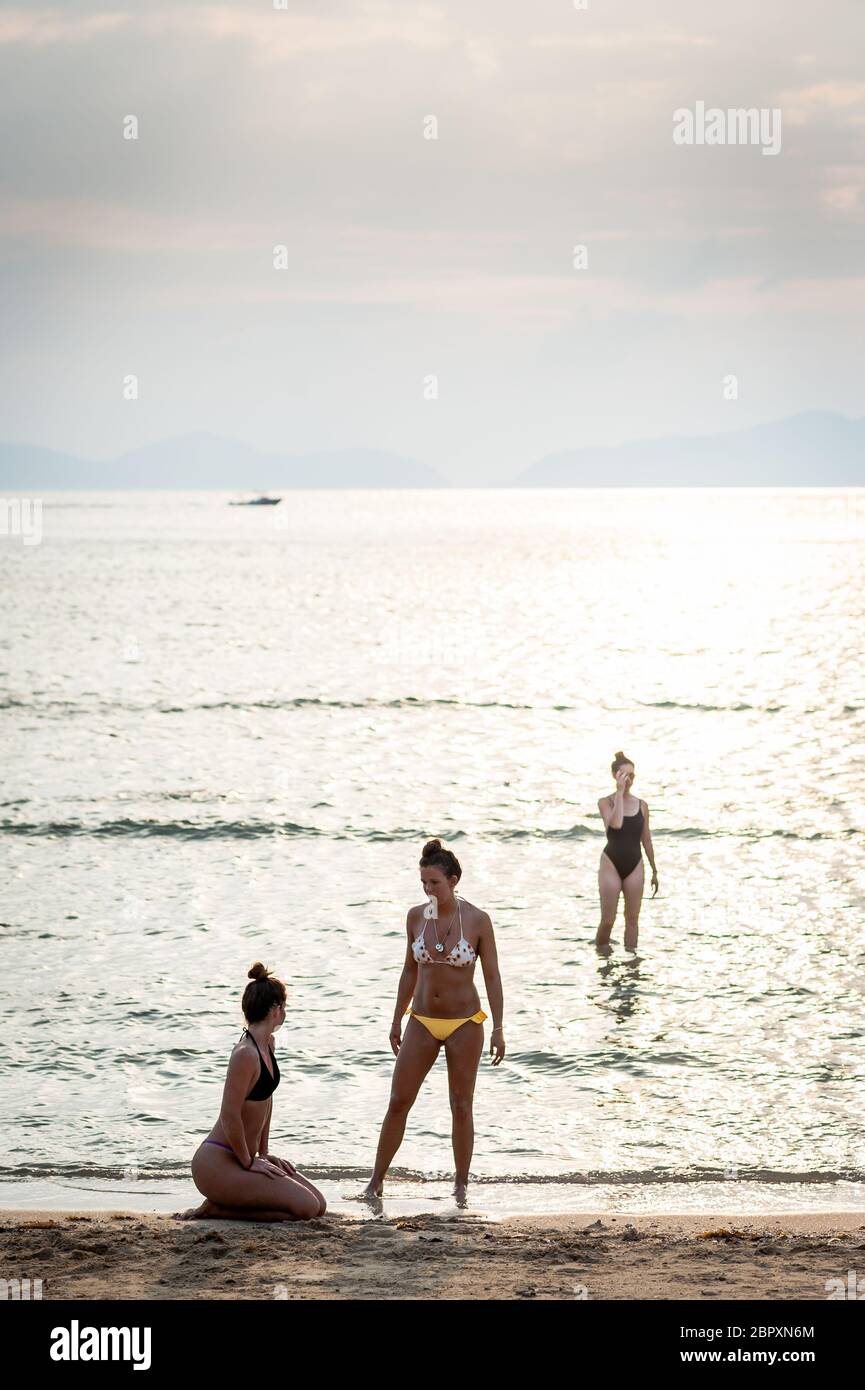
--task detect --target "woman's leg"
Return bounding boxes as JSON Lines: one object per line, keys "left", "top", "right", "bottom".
{"left": 284, "top": 1167, "right": 327, "bottom": 1215}
{"left": 177, "top": 1202, "right": 306, "bottom": 1223}
{"left": 443, "top": 1018, "right": 484, "bottom": 1200}
{"left": 621, "top": 859, "right": 645, "bottom": 950}
{"left": 184, "top": 1146, "right": 321, "bottom": 1221}
{"left": 362, "top": 1017, "right": 441, "bottom": 1196}
{"left": 596, "top": 852, "right": 622, "bottom": 948}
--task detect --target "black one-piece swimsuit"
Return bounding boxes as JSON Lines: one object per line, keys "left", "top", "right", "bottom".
{"left": 603, "top": 803, "right": 644, "bottom": 880}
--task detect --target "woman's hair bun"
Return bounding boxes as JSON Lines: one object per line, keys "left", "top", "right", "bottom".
{"left": 419, "top": 837, "right": 462, "bottom": 882}
{"left": 242, "top": 962, "right": 286, "bottom": 1023}
{"left": 614, "top": 750, "right": 625, "bottom": 760}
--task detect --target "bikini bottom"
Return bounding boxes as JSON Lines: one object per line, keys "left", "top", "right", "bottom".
{"left": 404, "top": 1007, "right": 488, "bottom": 1041}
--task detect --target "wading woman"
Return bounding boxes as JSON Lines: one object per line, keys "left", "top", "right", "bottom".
{"left": 177, "top": 963, "right": 326, "bottom": 1222}
{"left": 596, "top": 751, "right": 658, "bottom": 951}
{"left": 362, "top": 839, "right": 505, "bottom": 1205}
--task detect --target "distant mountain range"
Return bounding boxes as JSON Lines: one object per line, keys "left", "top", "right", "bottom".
{"left": 0, "top": 433, "right": 443, "bottom": 489}
{"left": 0, "top": 412, "right": 863, "bottom": 488}
{"left": 511, "top": 411, "right": 865, "bottom": 486}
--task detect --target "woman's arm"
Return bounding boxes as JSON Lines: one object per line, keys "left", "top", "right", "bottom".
{"left": 478, "top": 912, "right": 503, "bottom": 1029}
{"left": 640, "top": 801, "right": 657, "bottom": 868}
{"left": 218, "top": 1051, "right": 259, "bottom": 1168}
{"left": 258, "top": 1094, "right": 297, "bottom": 1172}
{"left": 257, "top": 1096, "right": 273, "bottom": 1157}
{"left": 388, "top": 912, "right": 420, "bottom": 1052}
{"left": 478, "top": 912, "right": 505, "bottom": 1064}
{"left": 599, "top": 779, "right": 626, "bottom": 830}
{"left": 641, "top": 801, "right": 659, "bottom": 895}
{"left": 392, "top": 966, "right": 417, "bottom": 1027}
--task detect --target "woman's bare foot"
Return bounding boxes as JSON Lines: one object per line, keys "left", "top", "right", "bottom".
{"left": 453, "top": 1182, "right": 468, "bottom": 1208}
{"left": 174, "top": 1199, "right": 216, "bottom": 1220}
{"left": 358, "top": 1181, "right": 383, "bottom": 1215}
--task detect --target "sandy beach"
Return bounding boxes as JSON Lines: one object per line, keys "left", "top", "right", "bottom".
{"left": 4, "top": 1209, "right": 863, "bottom": 1301}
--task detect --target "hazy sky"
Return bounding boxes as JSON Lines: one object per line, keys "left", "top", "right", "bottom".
{"left": 2, "top": 0, "right": 863, "bottom": 482}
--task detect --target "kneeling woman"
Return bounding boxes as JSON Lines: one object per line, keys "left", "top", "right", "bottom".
{"left": 179, "top": 963, "right": 326, "bottom": 1222}
{"left": 363, "top": 839, "right": 505, "bottom": 1205}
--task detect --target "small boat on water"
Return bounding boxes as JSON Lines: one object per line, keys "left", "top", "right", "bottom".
{"left": 228, "top": 495, "right": 282, "bottom": 506}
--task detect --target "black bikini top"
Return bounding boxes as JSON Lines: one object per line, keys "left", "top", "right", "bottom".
{"left": 240, "top": 1028, "right": 280, "bottom": 1102}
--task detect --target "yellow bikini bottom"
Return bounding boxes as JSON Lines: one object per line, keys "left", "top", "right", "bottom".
{"left": 404, "top": 1007, "right": 488, "bottom": 1041}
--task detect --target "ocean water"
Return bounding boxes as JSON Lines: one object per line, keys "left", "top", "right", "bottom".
{"left": 1, "top": 487, "right": 864, "bottom": 1217}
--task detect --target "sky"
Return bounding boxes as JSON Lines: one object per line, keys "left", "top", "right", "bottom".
{"left": 1, "top": 0, "right": 864, "bottom": 483}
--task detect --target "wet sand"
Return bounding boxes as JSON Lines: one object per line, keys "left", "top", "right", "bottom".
{"left": 3, "top": 1209, "right": 864, "bottom": 1300}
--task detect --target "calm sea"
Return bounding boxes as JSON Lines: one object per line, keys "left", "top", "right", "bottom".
{"left": 2, "top": 488, "right": 864, "bottom": 1216}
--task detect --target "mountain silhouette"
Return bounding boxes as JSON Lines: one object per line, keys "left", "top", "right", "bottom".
{"left": 512, "top": 412, "right": 865, "bottom": 486}
{"left": 0, "top": 432, "right": 443, "bottom": 488}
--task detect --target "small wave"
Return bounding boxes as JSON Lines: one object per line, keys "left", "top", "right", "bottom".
{"left": 0, "top": 818, "right": 858, "bottom": 842}
{"left": 0, "top": 818, "right": 323, "bottom": 840}
{"left": 0, "top": 820, "right": 634, "bottom": 842}
{"left": 498, "top": 825, "right": 596, "bottom": 841}
{"left": 637, "top": 700, "right": 785, "bottom": 713}
{"left": 516, "top": 1050, "right": 701, "bottom": 1073}
{"left": 3, "top": 1162, "right": 864, "bottom": 1186}
{"left": 0, "top": 698, "right": 83, "bottom": 711}
{"left": 0, "top": 694, "right": 539, "bottom": 715}
{"left": 660, "top": 827, "right": 860, "bottom": 841}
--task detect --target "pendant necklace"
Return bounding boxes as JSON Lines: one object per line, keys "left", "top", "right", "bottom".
{"left": 433, "top": 895, "right": 461, "bottom": 950}
{"left": 433, "top": 898, "right": 458, "bottom": 954}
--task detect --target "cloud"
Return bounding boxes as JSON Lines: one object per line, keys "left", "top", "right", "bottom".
{"left": 0, "top": 196, "right": 262, "bottom": 251}
{"left": 528, "top": 31, "right": 715, "bottom": 51}
{"left": 0, "top": 2, "right": 453, "bottom": 55}
{"left": 0, "top": 7, "right": 130, "bottom": 45}
{"left": 819, "top": 168, "right": 865, "bottom": 215}
{"left": 780, "top": 80, "right": 865, "bottom": 127}
{"left": 1, "top": 0, "right": 864, "bottom": 469}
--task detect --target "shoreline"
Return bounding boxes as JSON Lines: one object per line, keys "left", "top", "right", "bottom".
{"left": 4, "top": 1175, "right": 864, "bottom": 1221}
{"left": 5, "top": 1209, "right": 864, "bottom": 1300}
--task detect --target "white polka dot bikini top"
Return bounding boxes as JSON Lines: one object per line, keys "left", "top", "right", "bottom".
{"left": 411, "top": 897, "right": 478, "bottom": 967}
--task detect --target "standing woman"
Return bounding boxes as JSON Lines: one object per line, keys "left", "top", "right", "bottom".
{"left": 596, "top": 751, "right": 658, "bottom": 951}
{"left": 177, "top": 963, "right": 326, "bottom": 1222}
{"left": 362, "top": 839, "right": 505, "bottom": 1206}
